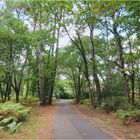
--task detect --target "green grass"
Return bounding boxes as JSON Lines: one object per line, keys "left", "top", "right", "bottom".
{"left": 105, "top": 119, "right": 113, "bottom": 127}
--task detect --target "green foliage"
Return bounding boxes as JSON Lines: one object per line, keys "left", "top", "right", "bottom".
{"left": 20, "top": 96, "right": 39, "bottom": 106}
{"left": 1, "top": 117, "right": 16, "bottom": 125}
{"left": 54, "top": 78, "right": 74, "bottom": 99}
{"left": 0, "top": 126, "right": 4, "bottom": 131}
{"left": 105, "top": 119, "right": 113, "bottom": 127}
{"left": 116, "top": 109, "right": 140, "bottom": 125}
{"left": 100, "top": 96, "right": 126, "bottom": 112}
{"left": 100, "top": 102, "right": 108, "bottom": 110}
{"left": 7, "top": 122, "right": 22, "bottom": 134}
{"left": 79, "top": 99, "right": 91, "bottom": 105}
{"left": 135, "top": 99, "right": 140, "bottom": 109}
{"left": 0, "top": 102, "right": 31, "bottom": 121}
{"left": 102, "top": 74, "right": 124, "bottom": 98}
{"left": 0, "top": 102, "right": 30, "bottom": 133}
{"left": 0, "top": 102, "right": 27, "bottom": 111}
{"left": 14, "top": 109, "right": 30, "bottom": 122}
{"left": 59, "top": 87, "right": 73, "bottom": 99}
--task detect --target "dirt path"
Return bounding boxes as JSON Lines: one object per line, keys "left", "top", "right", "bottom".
{"left": 52, "top": 99, "right": 115, "bottom": 139}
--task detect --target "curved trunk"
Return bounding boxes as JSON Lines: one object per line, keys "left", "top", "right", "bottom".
{"left": 89, "top": 25, "right": 101, "bottom": 104}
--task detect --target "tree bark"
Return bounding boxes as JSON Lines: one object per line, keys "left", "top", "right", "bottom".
{"left": 47, "top": 26, "right": 60, "bottom": 105}
{"left": 0, "top": 83, "right": 4, "bottom": 100}
{"left": 112, "top": 20, "right": 130, "bottom": 102}
{"left": 37, "top": 44, "right": 45, "bottom": 105}
{"left": 89, "top": 25, "right": 102, "bottom": 103}
{"left": 131, "top": 70, "right": 135, "bottom": 104}
{"left": 26, "top": 79, "right": 29, "bottom": 99}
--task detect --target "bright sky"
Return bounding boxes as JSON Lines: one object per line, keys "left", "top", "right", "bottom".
{"left": 59, "top": 36, "right": 70, "bottom": 48}
{"left": 59, "top": 28, "right": 101, "bottom": 48}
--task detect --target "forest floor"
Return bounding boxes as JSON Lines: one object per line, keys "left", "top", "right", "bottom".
{"left": 75, "top": 103, "right": 140, "bottom": 139}
{"left": 0, "top": 103, "right": 56, "bottom": 139}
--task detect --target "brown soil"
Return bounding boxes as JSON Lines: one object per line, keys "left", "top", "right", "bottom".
{"left": 74, "top": 104, "right": 140, "bottom": 139}
{"left": 35, "top": 104, "right": 56, "bottom": 139}
{"left": 0, "top": 103, "right": 57, "bottom": 139}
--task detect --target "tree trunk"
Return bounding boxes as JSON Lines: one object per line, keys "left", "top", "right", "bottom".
{"left": 14, "top": 86, "right": 20, "bottom": 103}
{"left": 64, "top": 27, "right": 93, "bottom": 105}
{"left": 113, "top": 21, "right": 130, "bottom": 102}
{"left": 47, "top": 26, "right": 60, "bottom": 105}
{"left": 26, "top": 80, "right": 29, "bottom": 99}
{"left": 76, "top": 74, "right": 81, "bottom": 104}
{"left": 0, "top": 83, "right": 4, "bottom": 100}
{"left": 38, "top": 54, "right": 45, "bottom": 105}
{"left": 4, "top": 74, "right": 12, "bottom": 101}
{"left": 131, "top": 70, "right": 135, "bottom": 104}
{"left": 76, "top": 32, "right": 93, "bottom": 105}
{"left": 15, "top": 90, "right": 19, "bottom": 103}
{"left": 6, "top": 82, "right": 11, "bottom": 101}
{"left": 137, "top": 60, "right": 140, "bottom": 98}
{"left": 71, "top": 68, "right": 81, "bottom": 104}
{"left": 127, "top": 35, "right": 135, "bottom": 105}
{"left": 48, "top": 80, "right": 54, "bottom": 105}
{"left": 138, "top": 75, "right": 140, "bottom": 99}
{"left": 89, "top": 25, "right": 101, "bottom": 104}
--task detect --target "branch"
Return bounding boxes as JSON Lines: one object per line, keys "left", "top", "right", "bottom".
{"left": 109, "top": 60, "right": 123, "bottom": 68}
{"left": 109, "top": 60, "right": 131, "bottom": 79}
{"left": 63, "top": 24, "right": 83, "bottom": 55}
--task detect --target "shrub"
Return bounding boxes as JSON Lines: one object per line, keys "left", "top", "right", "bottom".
{"left": 0, "top": 126, "right": 4, "bottom": 131}
{"left": 20, "top": 96, "right": 39, "bottom": 106}
{"left": 102, "top": 74, "right": 124, "bottom": 98}
{"left": 79, "top": 99, "right": 91, "bottom": 105}
{"left": 135, "top": 99, "right": 140, "bottom": 109}
{"left": 116, "top": 109, "right": 140, "bottom": 125}
{"left": 0, "top": 102, "right": 30, "bottom": 120}
{"left": 7, "top": 122, "right": 23, "bottom": 133}
{"left": 0, "top": 117, "right": 16, "bottom": 125}
{"left": 0, "top": 102, "right": 30, "bottom": 133}
{"left": 100, "top": 96, "right": 126, "bottom": 112}
{"left": 101, "top": 102, "right": 109, "bottom": 110}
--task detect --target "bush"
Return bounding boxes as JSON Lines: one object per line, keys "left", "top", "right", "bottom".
{"left": 20, "top": 96, "right": 39, "bottom": 106}
{"left": 101, "top": 102, "right": 109, "bottom": 110}
{"left": 7, "top": 122, "right": 23, "bottom": 133}
{"left": 79, "top": 99, "right": 91, "bottom": 105}
{"left": 102, "top": 74, "right": 124, "bottom": 98}
{"left": 100, "top": 96, "right": 126, "bottom": 112}
{"left": 135, "top": 99, "right": 140, "bottom": 109}
{"left": 0, "top": 102, "right": 30, "bottom": 133}
{"left": 116, "top": 109, "right": 140, "bottom": 125}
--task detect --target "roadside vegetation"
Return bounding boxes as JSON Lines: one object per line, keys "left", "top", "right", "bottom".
{"left": 0, "top": 102, "right": 30, "bottom": 133}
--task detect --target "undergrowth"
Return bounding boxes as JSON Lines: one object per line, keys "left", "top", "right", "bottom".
{"left": 0, "top": 102, "right": 31, "bottom": 133}
{"left": 116, "top": 109, "right": 140, "bottom": 125}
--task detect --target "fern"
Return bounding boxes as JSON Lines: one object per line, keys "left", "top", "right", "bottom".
{"left": 0, "top": 102, "right": 30, "bottom": 133}
{"left": 0, "top": 126, "right": 4, "bottom": 131}
{"left": 7, "top": 122, "right": 23, "bottom": 133}
{"left": 117, "top": 109, "right": 140, "bottom": 125}
{"left": 0, "top": 102, "right": 30, "bottom": 122}
{"left": 1, "top": 117, "right": 15, "bottom": 124}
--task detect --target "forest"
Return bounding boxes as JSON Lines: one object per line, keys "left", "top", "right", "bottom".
{"left": 0, "top": 0, "right": 140, "bottom": 139}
